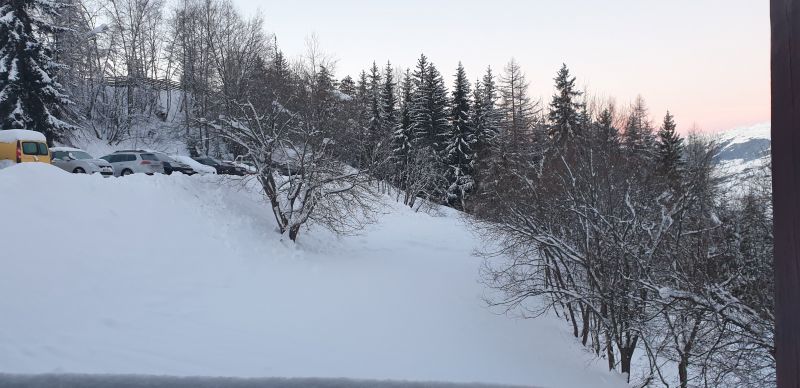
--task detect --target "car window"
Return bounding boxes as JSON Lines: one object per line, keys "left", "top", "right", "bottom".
{"left": 53, "top": 151, "right": 65, "bottom": 160}
{"left": 141, "top": 153, "right": 157, "bottom": 161}
{"left": 122, "top": 154, "right": 137, "bottom": 162}
{"left": 21, "top": 142, "right": 39, "bottom": 155}
{"left": 37, "top": 143, "right": 48, "bottom": 155}
{"left": 69, "top": 151, "right": 92, "bottom": 160}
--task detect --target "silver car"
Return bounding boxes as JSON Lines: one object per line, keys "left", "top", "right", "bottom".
{"left": 51, "top": 147, "right": 114, "bottom": 176}
{"left": 100, "top": 150, "right": 165, "bottom": 177}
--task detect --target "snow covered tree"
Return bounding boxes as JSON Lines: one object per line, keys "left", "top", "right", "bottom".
{"left": 381, "top": 61, "right": 397, "bottom": 133}
{"left": 498, "top": 58, "right": 537, "bottom": 146}
{"left": 656, "top": 110, "right": 684, "bottom": 189}
{"left": 366, "top": 61, "right": 383, "bottom": 151}
{"left": 444, "top": 62, "right": 475, "bottom": 209}
{"left": 391, "top": 68, "right": 414, "bottom": 191}
{"left": 473, "top": 67, "right": 501, "bottom": 155}
{"left": 0, "top": 0, "right": 74, "bottom": 143}
{"left": 548, "top": 63, "right": 583, "bottom": 145}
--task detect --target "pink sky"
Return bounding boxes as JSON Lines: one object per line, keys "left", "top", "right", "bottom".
{"left": 233, "top": 0, "right": 769, "bottom": 133}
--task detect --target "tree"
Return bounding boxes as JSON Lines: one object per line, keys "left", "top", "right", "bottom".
{"left": 444, "top": 62, "right": 475, "bottom": 209}
{"left": 391, "top": 69, "right": 414, "bottom": 191}
{"left": 656, "top": 111, "right": 684, "bottom": 189}
{"left": 499, "top": 58, "right": 537, "bottom": 145}
{"left": 0, "top": 0, "right": 74, "bottom": 143}
{"left": 381, "top": 61, "right": 397, "bottom": 133}
{"left": 548, "top": 63, "right": 583, "bottom": 145}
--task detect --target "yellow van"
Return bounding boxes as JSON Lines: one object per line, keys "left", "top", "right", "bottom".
{"left": 0, "top": 129, "right": 51, "bottom": 164}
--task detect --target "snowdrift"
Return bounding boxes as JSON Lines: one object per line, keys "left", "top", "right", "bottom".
{"left": 0, "top": 164, "right": 624, "bottom": 388}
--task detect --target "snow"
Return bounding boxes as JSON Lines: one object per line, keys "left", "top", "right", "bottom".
{"left": 50, "top": 146, "right": 84, "bottom": 153}
{"left": 0, "top": 129, "right": 46, "bottom": 142}
{"left": 714, "top": 122, "right": 770, "bottom": 145}
{"left": 0, "top": 163, "right": 625, "bottom": 388}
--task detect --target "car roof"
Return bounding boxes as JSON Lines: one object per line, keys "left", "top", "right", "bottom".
{"left": 0, "top": 129, "right": 47, "bottom": 143}
{"left": 51, "top": 147, "right": 85, "bottom": 152}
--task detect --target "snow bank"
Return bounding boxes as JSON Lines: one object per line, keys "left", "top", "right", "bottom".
{"left": 0, "top": 164, "right": 624, "bottom": 388}
{"left": 0, "top": 129, "right": 46, "bottom": 142}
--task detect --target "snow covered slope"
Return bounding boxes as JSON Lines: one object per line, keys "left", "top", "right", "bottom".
{"left": 0, "top": 164, "right": 624, "bottom": 388}
{"left": 713, "top": 122, "right": 771, "bottom": 187}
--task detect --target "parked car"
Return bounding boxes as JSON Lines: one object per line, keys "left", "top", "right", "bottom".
{"left": 0, "top": 129, "right": 50, "bottom": 165}
{"left": 51, "top": 147, "right": 114, "bottom": 176}
{"left": 192, "top": 156, "right": 246, "bottom": 175}
{"left": 170, "top": 155, "right": 216, "bottom": 175}
{"left": 100, "top": 150, "right": 164, "bottom": 176}
{"left": 150, "top": 152, "right": 195, "bottom": 175}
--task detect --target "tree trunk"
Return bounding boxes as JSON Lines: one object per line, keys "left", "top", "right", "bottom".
{"left": 678, "top": 355, "right": 689, "bottom": 388}
{"left": 288, "top": 224, "right": 301, "bottom": 242}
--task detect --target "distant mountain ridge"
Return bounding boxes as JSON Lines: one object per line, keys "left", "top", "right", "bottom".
{"left": 713, "top": 122, "right": 771, "bottom": 164}
{"left": 711, "top": 122, "right": 771, "bottom": 188}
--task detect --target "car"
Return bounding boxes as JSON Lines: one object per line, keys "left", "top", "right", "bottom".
{"left": 0, "top": 129, "right": 51, "bottom": 165}
{"left": 100, "top": 150, "right": 165, "bottom": 176}
{"left": 51, "top": 147, "right": 114, "bottom": 176}
{"left": 192, "top": 156, "right": 246, "bottom": 175}
{"left": 170, "top": 155, "right": 216, "bottom": 175}
{"left": 150, "top": 152, "right": 195, "bottom": 175}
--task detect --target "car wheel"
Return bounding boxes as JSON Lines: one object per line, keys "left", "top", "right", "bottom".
{"left": 121, "top": 169, "right": 133, "bottom": 176}
{"left": 73, "top": 167, "right": 85, "bottom": 174}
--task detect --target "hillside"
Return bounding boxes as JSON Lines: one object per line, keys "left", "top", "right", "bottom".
{"left": 0, "top": 164, "right": 624, "bottom": 388}
{"left": 713, "top": 122, "right": 771, "bottom": 186}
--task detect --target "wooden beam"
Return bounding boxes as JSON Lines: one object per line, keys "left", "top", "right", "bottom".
{"left": 772, "top": 0, "right": 800, "bottom": 386}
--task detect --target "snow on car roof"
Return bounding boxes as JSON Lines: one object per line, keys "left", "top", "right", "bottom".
{"left": 50, "top": 147, "right": 85, "bottom": 152}
{"left": 0, "top": 129, "right": 47, "bottom": 143}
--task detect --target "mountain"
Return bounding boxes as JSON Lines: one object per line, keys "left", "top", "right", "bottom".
{"left": 714, "top": 122, "right": 771, "bottom": 163}
{"left": 712, "top": 122, "right": 771, "bottom": 187}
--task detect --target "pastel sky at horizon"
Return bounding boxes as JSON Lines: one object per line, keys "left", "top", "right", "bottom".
{"left": 231, "top": 0, "right": 769, "bottom": 133}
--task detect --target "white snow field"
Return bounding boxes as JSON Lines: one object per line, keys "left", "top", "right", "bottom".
{"left": 0, "top": 164, "right": 625, "bottom": 388}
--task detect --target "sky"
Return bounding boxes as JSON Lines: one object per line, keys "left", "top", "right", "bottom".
{"left": 230, "top": 0, "right": 769, "bottom": 133}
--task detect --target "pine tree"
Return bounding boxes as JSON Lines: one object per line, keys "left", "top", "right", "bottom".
{"left": 424, "top": 62, "right": 450, "bottom": 155}
{"left": 656, "top": 111, "right": 684, "bottom": 188}
{"left": 0, "top": 0, "right": 74, "bottom": 144}
{"left": 367, "top": 61, "right": 383, "bottom": 142}
{"left": 596, "top": 108, "right": 620, "bottom": 149}
{"left": 409, "top": 54, "right": 430, "bottom": 148}
{"left": 390, "top": 69, "right": 415, "bottom": 189}
{"left": 445, "top": 62, "right": 476, "bottom": 209}
{"left": 267, "top": 50, "right": 295, "bottom": 106}
{"left": 381, "top": 61, "right": 397, "bottom": 134}
{"left": 623, "top": 95, "right": 656, "bottom": 158}
{"left": 338, "top": 75, "right": 356, "bottom": 98}
{"left": 548, "top": 63, "right": 583, "bottom": 145}
{"left": 474, "top": 67, "right": 501, "bottom": 153}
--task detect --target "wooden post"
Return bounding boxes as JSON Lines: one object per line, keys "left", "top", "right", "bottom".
{"left": 772, "top": 0, "right": 800, "bottom": 386}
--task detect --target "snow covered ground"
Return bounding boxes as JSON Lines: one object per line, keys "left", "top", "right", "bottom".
{"left": 0, "top": 164, "right": 624, "bottom": 388}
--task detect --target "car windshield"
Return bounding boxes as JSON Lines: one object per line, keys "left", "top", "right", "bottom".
{"left": 68, "top": 151, "right": 93, "bottom": 160}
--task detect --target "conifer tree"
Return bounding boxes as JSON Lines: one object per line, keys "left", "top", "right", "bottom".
{"left": 391, "top": 69, "right": 414, "bottom": 187}
{"left": 367, "top": 61, "right": 383, "bottom": 140}
{"left": 623, "top": 95, "right": 656, "bottom": 159}
{"left": 423, "top": 62, "right": 450, "bottom": 155}
{"left": 409, "top": 54, "right": 430, "bottom": 148}
{"left": 0, "top": 0, "right": 74, "bottom": 143}
{"left": 381, "top": 61, "right": 397, "bottom": 134}
{"left": 656, "top": 111, "right": 684, "bottom": 188}
{"left": 548, "top": 63, "right": 583, "bottom": 145}
{"left": 445, "top": 62, "right": 476, "bottom": 208}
